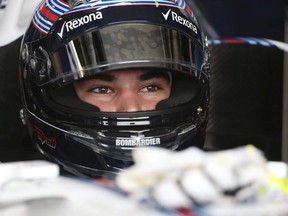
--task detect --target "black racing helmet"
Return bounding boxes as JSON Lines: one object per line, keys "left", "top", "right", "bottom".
{"left": 19, "top": 0, "right": 210, "bottom": 177}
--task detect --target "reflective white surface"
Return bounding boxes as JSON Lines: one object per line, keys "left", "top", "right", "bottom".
{"left": 0, "top": 0, "right": 41, "bottom": 47}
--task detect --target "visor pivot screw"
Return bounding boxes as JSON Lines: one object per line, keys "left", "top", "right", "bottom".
{"left": 21, "top": 44, "right": 29, "bottom": 63}
{"left": 20, "top": 109, "right": 27, "bottom": 125}
{"left": 197, "top": 107, "right": 203, "bottom": 113}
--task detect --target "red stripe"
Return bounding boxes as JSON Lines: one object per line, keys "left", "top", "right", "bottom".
{"left": 177, "top": 208, "right": 199, "bottom": 216}
{"left": 185, "top": 4, "right": 192, "bottom": 15}
{"left": 58, "top": 0, "right": 69, "bottom": 6}
{"left": 222, "top": 39, "right": 245, "bottom": 44}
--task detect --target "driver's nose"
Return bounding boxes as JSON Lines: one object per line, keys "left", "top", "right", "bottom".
{"left": 114, "top": 91, "right": 143, "bottom": 112}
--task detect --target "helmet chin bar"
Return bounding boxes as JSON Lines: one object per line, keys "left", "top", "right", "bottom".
{"left": 26, "top": 100, "right": 200, "bottom": 177}
{"left": 64, "top": 122, "right": 197, "bottom": 159}
{"left": 36, "top": 120, "right": 198, "bottom": 177}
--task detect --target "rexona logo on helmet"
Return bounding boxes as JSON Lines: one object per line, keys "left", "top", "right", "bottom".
{"left": 19, "top": 0, "right": 210, "bottom": 177}
{"left": 57, "top": 11, "right": 103, "bottom": 38}
{"left": 162, "top": 9, "right": 198, "bottom": 34}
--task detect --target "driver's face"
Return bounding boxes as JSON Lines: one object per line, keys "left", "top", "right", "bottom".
{"left": 73, "top": 69, "right": 171, "bottom": 112}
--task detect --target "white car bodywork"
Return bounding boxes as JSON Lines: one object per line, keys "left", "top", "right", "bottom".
{"left": 0, "top": 0, "right": 41, "bottom": 47}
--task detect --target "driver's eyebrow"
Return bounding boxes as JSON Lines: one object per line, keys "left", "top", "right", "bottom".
{"left": 139, "top": 70, "right": 170, "bottom": 82}
{"left": 82, "top": 70, "right": 170, "bottom": 82}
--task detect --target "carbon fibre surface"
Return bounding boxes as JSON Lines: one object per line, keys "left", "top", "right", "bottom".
{"left": 205, "top": 39, "right": 283, "bottom": 161}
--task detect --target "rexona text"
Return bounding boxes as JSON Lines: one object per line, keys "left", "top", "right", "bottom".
{"left": 171, "top": 11, "right": 197, "bottom": 34}
{"left": 65, "top": 11, "right": 103, "bottom": 32}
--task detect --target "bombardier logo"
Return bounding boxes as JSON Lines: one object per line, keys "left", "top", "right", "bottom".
{"left": 116, "top": 138, "right": 161, "bottom": 147}
{"left": 57, "top": 11, "right": 103, "bottom": 38}
{"left": 162, "top": 9, "right": 197, "bottom": 34}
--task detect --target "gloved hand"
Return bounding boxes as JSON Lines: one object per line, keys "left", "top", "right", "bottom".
{"left": 116, "top": 145, "right": 288, "bottom": 209}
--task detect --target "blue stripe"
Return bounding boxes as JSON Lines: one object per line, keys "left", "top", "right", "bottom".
{"left": 47, "top": 0, "right": 69, "bottom": 14}
{"left": 33, "top": 20, "right": 49, "bottom": 34}
{"left": 34, "top": 13, "right": 51, "bottom": 30}
{"left": 71, "top": 0, "right": 176, "bottom": 11}
{"left": 208, "top": 37, "right": 276, "bottom": 47}
{"left": 44, "top": 0, "right": 64, "bottom": 17}
{"left": 208, "top": 39, "right": 222, "bottom": 45}
{"left": 175, "top": 0, "right": 185, "bottom": 8}
{"left": 50, "top": 0, "right": 70, "bottom": 11}
{"left": 238, "top": 37, "right": 274, "bottom": 47}
{"left": 236, "top": 37, "right": 258, "bottom": 45}
{"left": 34, "top": 11, "right": 52, "bottom": 33}
{"left": 250, "top": 37, "right": 273, "bottom": 47}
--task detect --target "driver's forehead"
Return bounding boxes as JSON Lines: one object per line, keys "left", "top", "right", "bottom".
{"left": 81, "top": 69, "right": 171, "bottom": 82}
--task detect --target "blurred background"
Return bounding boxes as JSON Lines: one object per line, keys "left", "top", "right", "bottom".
{"left": 188, "top": 0, "right": 288, "bottom": 162}
{"left": 190, "top": 0, "right": 288, "bottom": 42}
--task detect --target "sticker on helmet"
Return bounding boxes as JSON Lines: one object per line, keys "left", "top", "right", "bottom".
{"left": 33, "top": 124, "right": 57, "bottom": 149}
{"left": 116, "top": 138, "right": 161, "bottom": 147}
{"left": 162, "top": 9, "right": 197, "bottom": 34}
{"left": 57, "top": 11, "right": 103, "bottom": 38}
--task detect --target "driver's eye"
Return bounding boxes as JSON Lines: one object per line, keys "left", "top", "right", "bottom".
{"left": 141, "top": 85, "right": 161, "bottom": 92}
{"left": 92, "top": 87, "right": 113, "bottom": 94}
